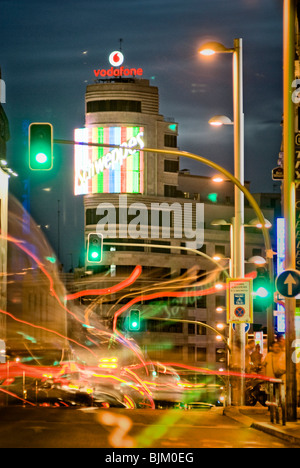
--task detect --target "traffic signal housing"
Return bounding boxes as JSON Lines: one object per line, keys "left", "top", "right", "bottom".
{"left": 87, "top": 233, "right": 103, "bottom": 264}
{"left": 253, "top": 267, "right": 273, "bottom": 311}
{"left": 29, "top": 123, "right": 53, "bottom": 171}
{"left": 128, "top": 309, "right": 141, "bottom": 331}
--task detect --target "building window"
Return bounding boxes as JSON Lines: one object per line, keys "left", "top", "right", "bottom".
{"left": 87, "top": 100, "right": 142, "bottom": 113}
{"left": 188, "top": 323, "right": 196, "bottom": 335}
{"left": 180, "top": 242, "right": 187, "bottom": 255}
{"left": 196, "top": 295, "right": 207, "bottom": 309}
{"left": 197, "top": 347, "right": 207, "bottom": 362}
{"left": 173, "top": 345, "right": 183, "bottom": 359}
{"left": 216, "top": 295, "right": 226, "bottom": 308}
{"left": 164, "top": 159, "right": 179, "bottom": 173}
{"left": 147, "top": 319, "right": 183, "bottom": 334}
{"left": 197, "top": 244, "right": 206, "bottom": 254}
{"left": 86, "top": 208, "right": 99, "bottom": 225}
{"left": 164, "top": 185, "right": 178, "bottom": 197}
{"left": 188, "top": 346, "right": 195, "bottom": 360}
{"left": 150, "top": 240, "right": 171, "bottom": 254}
{"left": 197, "top": 322, "right": 207, "bottom": 335}
{"left": 164, "top": 134, "right": 177, "bottom": 148}
{"left": 215, "top": 245, "right": 226, "bottom": 255}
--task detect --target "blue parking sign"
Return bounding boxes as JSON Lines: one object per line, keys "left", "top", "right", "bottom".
{"left": 234, "top": 294, "right": 246, "bottom": 305}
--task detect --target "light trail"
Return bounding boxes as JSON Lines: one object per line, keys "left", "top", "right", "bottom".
{"left": 65, "top": 265, "right": 142, "bottom": 301}
{"left": 0, "top": 307, "right": 98, "bottom": 357}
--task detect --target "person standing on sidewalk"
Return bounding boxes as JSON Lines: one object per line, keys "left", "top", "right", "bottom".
{"left": 262, "top": 342, "right": 286, "bottom": 380}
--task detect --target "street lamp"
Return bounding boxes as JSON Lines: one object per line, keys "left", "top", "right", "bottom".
{"left": 246, "top": 218, "right": 272, "bottom": 229}
{"left": 200, "top": 38, "right": 245, "bottom": 405}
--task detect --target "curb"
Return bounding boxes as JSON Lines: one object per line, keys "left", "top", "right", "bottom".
{"left": 250, "top": 422, "right": 300, "bottom": 447}
{"left": 223, "top": 407, "right": 254, "bottom": 427}
{"left": 224, "top": 407, "right": 300, "bottom": 446}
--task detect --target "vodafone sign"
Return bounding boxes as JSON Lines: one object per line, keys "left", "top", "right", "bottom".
{"left": 94, "top": 50, "right": 143, "bottom": 79}
{"left": 109, "top": 51, "right": 124, "bottom": 66}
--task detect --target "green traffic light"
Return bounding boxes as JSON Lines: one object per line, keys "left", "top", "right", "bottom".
{"left": 35, "top": 152, "right": 48, "bottom": 164}
{"left": 256, "top": 286, "right": 269, "bottom": 298}
{"left": 129, "top": 310, "right": 141, "bottom": 331}
{"left": 253, "top": 269, "right": 272, "bottom": 310}
{"left": 29, "top": 123, "right": 53, "bottom": 171}
{"left": 87, "top": 233, "right": 103, "bottom": 264}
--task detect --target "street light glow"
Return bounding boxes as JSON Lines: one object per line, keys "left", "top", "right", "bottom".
{"left": 200, "top": 48, "right": 216, "bottom": 56}
{"left": 212, "top": 176, "right": 224, "bottom": 183}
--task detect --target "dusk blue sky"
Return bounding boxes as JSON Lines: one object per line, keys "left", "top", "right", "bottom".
{"left": 0, "top": 0, "right": 284, "bottom": 268}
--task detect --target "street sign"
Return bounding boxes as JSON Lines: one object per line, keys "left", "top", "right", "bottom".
{"left": 272, "top": 166, "right": 284, "bottom": 180}
{"left": 272, "top": 166, "right": 300, "bottom": 181}
{"left": 227, "top": 278, "right": 253, "bottom": 324}
{"left": 232, "top": 323, "right": 250, "bottom": 333}
{"left": 276, "top": 269, "right": 300, "bottom": 298}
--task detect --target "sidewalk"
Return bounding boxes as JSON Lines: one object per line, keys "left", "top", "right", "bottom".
{"left": 224, "top": 406, "right": 300, "bottom": 446}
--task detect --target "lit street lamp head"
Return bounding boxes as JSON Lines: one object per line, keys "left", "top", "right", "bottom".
{"left": 199, "top": 41, "right": 234, "bottom": 56}
{"left": 209, "top": 115, "right": 234, "bottom": 127}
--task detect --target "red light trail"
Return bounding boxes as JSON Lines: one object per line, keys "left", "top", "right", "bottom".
{"left": 64, "top": 265, "right": 142, "bottom": 301}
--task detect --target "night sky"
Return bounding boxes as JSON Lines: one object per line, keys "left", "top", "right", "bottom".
{"left": 0, "top": 0, "right": 283, "bottom": 270}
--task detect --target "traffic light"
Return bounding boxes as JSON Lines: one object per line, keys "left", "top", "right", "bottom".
{"left": 128, "top": 309, "right": 141, "bottom": 331}
{"left": 29, "top": 123, "right": 53, "bottom": 171}
{"left": 253, "top": 267, "right": 273, "bottom": 311}
{"left": 87, "top": 233, "right": 103, "bottom": 264}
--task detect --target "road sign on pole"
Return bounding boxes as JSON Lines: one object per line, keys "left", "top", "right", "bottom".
{"left": 275, "top": 269, "right": 300, "bottom": 298}
{"left": 227, "top": 278, "right": 253, "bottom": 323}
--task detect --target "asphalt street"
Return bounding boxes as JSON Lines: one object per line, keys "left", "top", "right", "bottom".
{"left": 0, "top": 407, "right": 295, "bottom": 448}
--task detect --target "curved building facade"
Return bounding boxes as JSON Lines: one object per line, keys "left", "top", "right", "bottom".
{"left": 74, "top": 77, "right": 275, "bottom": 371}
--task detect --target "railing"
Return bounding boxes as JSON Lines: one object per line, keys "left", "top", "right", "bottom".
{"left": 267, "top": 379, "right": 286, "bottom": 426}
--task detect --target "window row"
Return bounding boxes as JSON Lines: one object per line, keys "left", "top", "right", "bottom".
{"left": 148, "top": 345, "right": 226, "bottom": 363}
{"left": 87, "top": 100, "right": 142, "bottom": 113}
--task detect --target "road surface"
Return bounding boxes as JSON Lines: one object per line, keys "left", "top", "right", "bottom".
{"left": 0, "top": 406, "right": 294, "bottom": 448}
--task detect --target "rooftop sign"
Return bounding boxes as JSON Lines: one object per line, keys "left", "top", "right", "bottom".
{"left": 94, "top": 50, "right": 144, "bottom": 79}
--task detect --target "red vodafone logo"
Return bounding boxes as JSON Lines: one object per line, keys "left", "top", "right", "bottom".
{"left": 94, "top": 50, "right": 143, "bottom": 79}
{"left": 109, "top": 51, "right": 124, "bottom": 67}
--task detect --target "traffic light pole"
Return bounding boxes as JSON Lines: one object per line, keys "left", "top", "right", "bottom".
{"left": 283, "top": 0, "right": 297, "bottom": 422}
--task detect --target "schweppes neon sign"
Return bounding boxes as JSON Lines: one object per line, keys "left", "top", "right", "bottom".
{"left": 74, "top": 126, "right": 145, "bottom": 195}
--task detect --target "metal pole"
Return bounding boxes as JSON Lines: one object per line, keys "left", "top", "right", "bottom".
{"left": 283, "top": 0, "right": 297, "bottom": 422}
{"left": 57, "top": 199, "right": 61, "bottom": 262}
{"left": 231, "top": 38, "right": 246, "bottom": 406}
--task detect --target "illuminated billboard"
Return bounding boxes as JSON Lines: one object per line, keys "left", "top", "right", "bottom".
{"left": 74, "top": 126, "right": 144, "bottom": 195}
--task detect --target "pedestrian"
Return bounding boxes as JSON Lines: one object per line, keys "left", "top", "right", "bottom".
{"left": 277, "top": 335, "right": 285, "bottom": 352}
{"left": 245, "top": 339, "right": 256, "bottom": 372}
{"left": 251, "top": 344, "right": 263, "bottom": 373}
{"left": 262, "top": 341, "right": 286, "bottom": 380}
